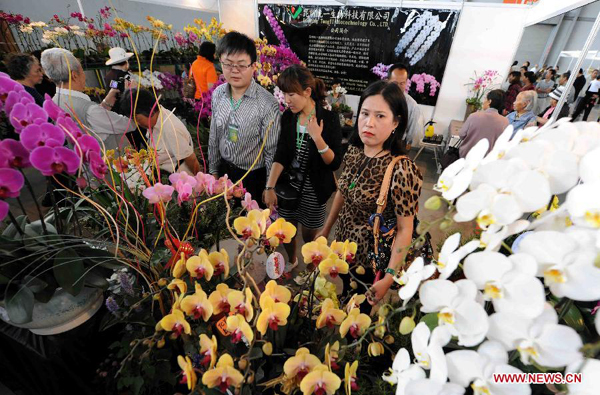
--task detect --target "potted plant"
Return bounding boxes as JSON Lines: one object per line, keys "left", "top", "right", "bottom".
{"left": 464, "top": 69, "right": 500, "bottom": 119}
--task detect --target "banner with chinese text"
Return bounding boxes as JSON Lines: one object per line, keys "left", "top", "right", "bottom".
{"left": 258, "top": 4, "right": 461, "bottom": 106}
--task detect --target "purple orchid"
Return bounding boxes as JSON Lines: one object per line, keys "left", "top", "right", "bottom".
{"left": 142, "top": 183, "right": 174, "bottom": 204}
{"left": 30, "top": 146, "right": 81, "bottom": 176}
{"left": 0, "top": 75, "right": 24, "bottom": 111}
{"left": 56, "top": 115, "right": 84, "bottom": 142}
{"left": 9, "top": 101, "right": 48, "bottom": 132}
{"left": 88, "top": 151, "right": 107, "bottom": 179}
{"left": 0, "top": 139, "right": 31, "bottom": 168}
{"left": 5, "top": 89, "right": 34, "bottom": 117}
{"left": 43, "top": 95, "right": 66, "bottom": 121}
{"left": 75, "top": 135, "right": 101, "bottom": 162}
{"left": 0, "top": 168, "right": 24, "bottom": 199}
{"left": 0, "top": 200, "right": 8, "bottom": 221}
{"left": 20, "top": 123, "right": 65, "bottom": 150}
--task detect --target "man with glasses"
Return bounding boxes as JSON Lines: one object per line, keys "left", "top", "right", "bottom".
{"left": 209, "top": 31, "right": 281, "bottom": 205}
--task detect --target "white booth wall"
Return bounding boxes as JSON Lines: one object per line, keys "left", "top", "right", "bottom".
{"left": 221, "top": 1, "right": 530, "bottom": 138}
{"left": 2, "top": 0, "right": 218, "bottom": 35}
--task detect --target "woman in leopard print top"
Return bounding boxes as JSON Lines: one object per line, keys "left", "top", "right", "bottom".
{"left": 318, "top": 81, "right": 423, "bottom": 308}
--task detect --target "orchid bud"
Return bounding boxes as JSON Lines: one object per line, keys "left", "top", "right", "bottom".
{"left": 424, "top": 195, "right": 442, "bottom": 211}
{"left": 399, "top": 316, "right": 416, "bottom": 335}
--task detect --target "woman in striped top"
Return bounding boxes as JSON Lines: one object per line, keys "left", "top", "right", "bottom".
{"left": 264, "top": 65, "right": 343, "bottom": 270}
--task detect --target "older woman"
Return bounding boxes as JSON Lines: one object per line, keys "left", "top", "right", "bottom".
{"left": 537, "top": 86, "right": 570, "bottom": 126}
{"left": 6, "top": 53, "right": 45, "bottom": 106}
{"left": 41, "top": 48, "right": 136, "bottom": 150}
{"left": 507, "top": 90, "right": 537, "bottom": 136}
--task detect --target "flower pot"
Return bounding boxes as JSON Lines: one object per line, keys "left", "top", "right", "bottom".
{"left": 0, "top": 287, "right": 103, "bottom": 335}
{"left": 464, "top": 103, "right": 478, "bottom": 120}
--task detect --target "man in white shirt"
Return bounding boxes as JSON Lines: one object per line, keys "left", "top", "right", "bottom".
{"left": 387, "top": 63, "right": 425, "bottom": 148}
{"left": 573, "top": 73, "right": 600, "bottom": 121}
{"left": 40, "top": 48, "right": 136, "bottom": 151}
{"left": 120, "top": 89, "right": 200, "bottom": 175}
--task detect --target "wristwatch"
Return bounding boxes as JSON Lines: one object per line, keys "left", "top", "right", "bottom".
{"left": 264, "top": 186, "right": 275, "bottom": 191}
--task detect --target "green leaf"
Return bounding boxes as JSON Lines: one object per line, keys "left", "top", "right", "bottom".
{"left": 24, "top": 221, "right": 57, "bottom": 238}
{"left": 2, "top": 215, "right": 27, "bottom": 238}
{"left": 53, "top": 249, "right": 85, "bottom": 296}
{"left": 0, "top": 273, "right": 9, "bottom": 285}
{"left": 561, "top": 304, "right": 585, "bottom": 332}
{"left": 84, "top": 270, "right": 109, "bottom": 289}
{"left": 131, "top": 376, "right": 144, "bottom": 395}
{"left": 23, "top": 276, "right": 48, "bottom": 293}
{"left": 33, "top": 285, "right": 57, "bottom": 303}
{"left": 6, "top": 285, "right": 34, "bottom": 324}
{"left": 420, "top": 312, "right": 439, "bottom": 332}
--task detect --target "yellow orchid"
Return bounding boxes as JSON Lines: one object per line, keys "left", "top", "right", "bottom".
{"left": 186, "top": 250, "right": 214, "bottom": 281}
{"left": 319, "top": 254, "right": 349, "bottom": 279}
{"left": 344, "top": 361, "right": 359, "bottom": 394}
{"left": 159, "top": 309, "right": 191, "bottom": 337}
{"left": 248, "top": 209, "right": 270, "bottom": 233}
{"left": 208, "top": 249, "right": 230, "bottom": 278}
{"left": 302, "top": 237, "right": 332, "bottom": 266}
{"left": 172, "top": 292, "right": 185, "bottom": 311}
{"left": 173, "top": 253, "right": 187, "bottom": 278}
{"left": 181, "top": 284, "right": 213, "bottom": 321}
{"left": 284, "top": 348, "right": 321, "bottom": 382}
{"left": 257, "top": 295, "right": 290, "bottom": 335}
{"left": 177, "top": 355, "right": 197, "bottom": 390}
{"left": 208, "top": 283, "right": 231, "bottom": 315}
{"left": 199, "top": 334, "right": 218, "bottom": 368}
{"left": 167, "top": 278, "right": 187, "bottom": 294}
{"left": 227, "top": 288, "right": 254, "bottom": 321}
{"left": 267, "top": 235, "right": 280, "bottom": 248}
{"left": 368, "top": 342, "right": 384, "bottom": 357}
{"left": 331, "top": 240, "right": 358, "bottom": 263}
{"left": 314, "top": 277, "right": 338, "bottom": 304}
{"left": 260, "top": 280, "right": 292, "bottom": 305}
{"left": 340, "top": 308, "right": 371, "bottom": 339}
{"left": 201, "top": 354, "right": 244, "bottom": 392}
{"left": 266, "top": 218, "right": 297, "bottom": 244}
{"left": 345, "top": 294, "right": 366, "bottom": 313}
{"left": 316, "top": 299, "right": 347, "bottom": 329}
{"left": 374, "top": 316, "right": 387, "bottom": 339}
{"left": 324, "top": 341, "right": 340, "bottom": 371}
{"left": 233, "top": 216, "right": 261, "bottom": 239}
{"left": 300, "top": 364, "right": 342, "bottom": 395}
{"left": 226, "top": 314, "right": 254, "bottom": 344}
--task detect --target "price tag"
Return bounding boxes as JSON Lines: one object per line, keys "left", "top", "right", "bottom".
{"left": 216, "top": 316, "right": 231, "bottom": 336}
{"left": 266, "top": 252, "right": 285, "bottom": 279}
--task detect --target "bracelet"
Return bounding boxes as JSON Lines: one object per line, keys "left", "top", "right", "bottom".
{"left": 317, "top": 145, "right": 329, "bottom": 154}
{"left": 264, "top": 186, "right": 275, "bottom": 191}
{"left": 385, "top": 268, "right": 397, "bottom": 276}
{"left": 102, "top": 99, "right": 113, "bottom": 108}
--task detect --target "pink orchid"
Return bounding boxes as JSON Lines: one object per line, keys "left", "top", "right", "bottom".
{"left": 43, "top": 95, "right": 66, "bottom": 121}
{"left": 74, "top": 135, "right": 101, "bottom": 162}
{"left": 0, "top": 168, "right": 24, "bottom": 199}
{"left": 30, "top": 146, "right": 80, "bottom": 176}
{"left": 20, "top": 123, "right": 65, "bottom": 150}
{"left": 0, "top": 75, "right": 24, "bottom": 111}
{"left": 169, "top": 171, "right": 197, "bottom": 189}
{"left": 142, "top": 183, "right": 174, "bottom": 204}
{"left": 194, "top": 172, "right": 217, "bottom": 195}
{"left": 0, "top": 139, "right": 30, "bottom": 168}
{"left": 56, "top": 115, "right": 84, "bottom": 142}
{"left": 10, "top": 101, "right": 47, "bottom": 132}
{"left": 5, "top": 90, "right": 34, "bottom": 117}
{"left": 174, "top": 181, "right": 193, "bottom": 204}
{"left": 88, "top": 151, "right": 107, "bottom": 179}
{"left": 241, "top": 192, "right": 259, "bottom": 211}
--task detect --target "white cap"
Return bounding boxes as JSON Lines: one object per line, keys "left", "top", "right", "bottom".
{"left": 105, "top": 47, "right": 133, "bottom": 66}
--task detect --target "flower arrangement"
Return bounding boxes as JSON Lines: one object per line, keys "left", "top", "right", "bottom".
{"left": 371, "top": 63, "right": 392, "bottom": 79}
{"left": 465, "top": 69, "right": 500, "bottom": 109}
{"left": 129, "top": 69, "right": 165, "bottom": 90}
{"left": 406, "top": 73, "right": 441, "bottom": 97}
{"left": 255, "top": 38, "right": 303, "bottom": 93}
{"left": 263, "top": 5, "right": 289, "bottom": 48}
{"left": 184, "top": 75, "right": 227, "bottom": 119}
{"left": 328, "top": 86, "right": 348, "bottom": 96}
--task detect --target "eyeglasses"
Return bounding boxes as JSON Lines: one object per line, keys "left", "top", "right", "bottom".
{"left": 222, "top": 63, "right": 253, "bottom": 71}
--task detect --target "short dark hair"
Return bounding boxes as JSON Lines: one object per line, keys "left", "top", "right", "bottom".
{"left": 388, "top": 63, "right": 409, "bottom": 79}
{"left": 6, "top": 53, "right": 37, "bottom": 80}
{"left": 579, "top": 68, "right": 584, "bottom": 74}
{"left": 524, "top": 61, "right": 531, "bottom": 67}
{"left": 111, "top": 60, "right": 128, "bottom": 67}
{"left": 561, "top": 72, "right": 571, "bottom": 80}
{"left": 510, "top": 71, "right": 521, "bottom": 79}
{"left": 119, "top": 88, "right": 159, "bottom": 117}
{"left": 199, "top": 41, "right": 216, "bottom": 61}
{"left": 524, "top": 71, "right": 537, "bottom": 84}
{"left": 547, "top": 69, "right": 556, "bottom": 77}
{"left": 216, "top": 31, "right": 257, "bottom": 64}
{"left": 349, "top": 80, "right": 408, "bottom": 156}
{"left": 520, "top": 66, "right": 528, "bottom": 72}
{"left": 487, "top": 89, "right": 505, "bottom": 111}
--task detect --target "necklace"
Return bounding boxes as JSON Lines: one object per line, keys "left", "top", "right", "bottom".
{"left": 296, "top": 107, "right": 315, "bottom": 151}
{"left": 348, "top": 148, "right": 386, "bottom": 190}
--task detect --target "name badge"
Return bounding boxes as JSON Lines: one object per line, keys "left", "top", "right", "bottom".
{"left": 228, "top": 123, "right": 239, "bottom": 143}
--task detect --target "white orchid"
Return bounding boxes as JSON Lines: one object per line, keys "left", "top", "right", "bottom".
{"left": 410, "top": 323, "right": 451, "bottom": 383}
{"left": 566, "top": 359, "right": 600, "bottom": 395}
{"left": 595, "top": 312, "right": 600, "bottom": 335}
{"left": 434, "top": 138, "right": 489, "bottom": 201}
{"left": 479, "top": 220, "right": 529, "bottom": 251}
{"left": 565, "top": 182, "right": 600, "bottom": 229}
{"left": 463, "top": 252, "right": 544, "bottom": 318}
{"left": 397, "top": 257, "right": 437, "bottom": 303}
{"left": 535, "top": 121, "right": 600, "bottom": 160}
{"left": 579, "top": 145, "right": 600, "bottom": 183}
{"left": 382, "top": 348, "right": 426, "bottom": 395}
{"left": 487, "top": 304, "right": 583, "bottom": 368}
{"left": 518, "top": 230, "right": 600, "bottom": 301}
{"left": 480, "top": 125, "right": 518, "bottom": 164}
{"left": 446, "top": 341, "right": 531, "bottom": 395}
{"left": 419, "top": 279, "right": 489, "bottom": 347}
{"left": 404, "top": 379, "right": 465, "bottom": 395}
{"left": 434, "top": 233, "right": 479, "bottom": 280}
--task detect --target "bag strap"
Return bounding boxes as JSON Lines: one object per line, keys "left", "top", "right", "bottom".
{"left": 372, "top": 155, "right": 409, "bottom": 240}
